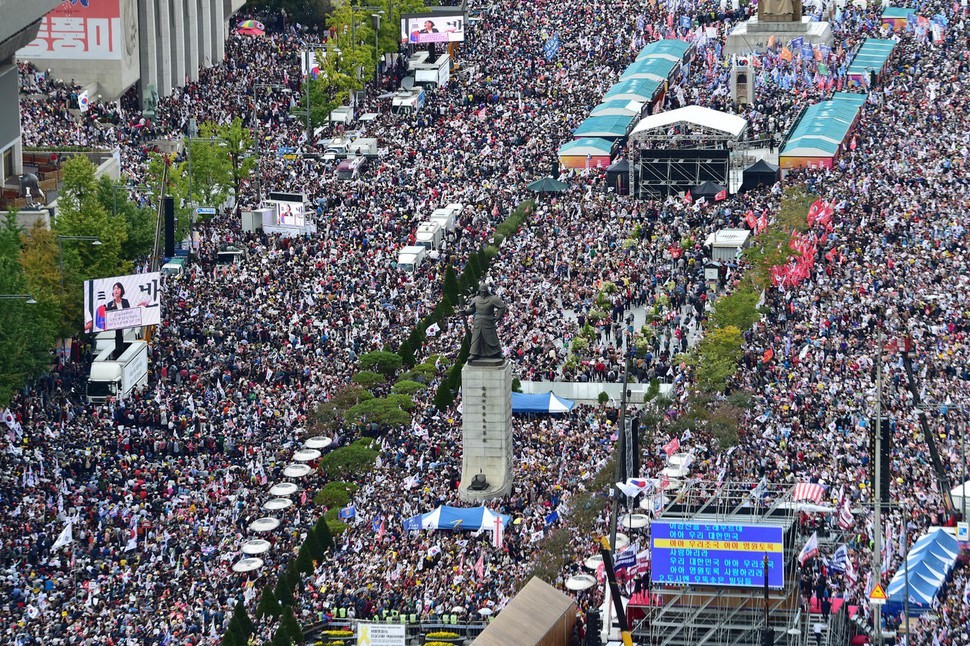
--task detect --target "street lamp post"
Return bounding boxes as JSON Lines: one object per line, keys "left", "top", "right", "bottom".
{"left": 252, "top": 84, "right": 284, "bottom": 203}
{"left": 57, "top": 235, "right": 102, "bottom": 292}
{"left": 0, "top": 294, "right": 37, "bottom": 303}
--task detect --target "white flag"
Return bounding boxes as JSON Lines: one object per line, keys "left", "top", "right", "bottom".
{"left": 52, "top": 522, "right": 73, "bottom": 551}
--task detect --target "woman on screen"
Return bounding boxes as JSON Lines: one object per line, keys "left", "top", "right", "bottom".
{"left": 105, "top": 283, "right": 130, "bottom": 311}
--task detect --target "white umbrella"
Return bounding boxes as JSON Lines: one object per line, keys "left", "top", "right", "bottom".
{"left": 661, "top": 466, "right": 688, "bottom": 478}
{"left": 620, "top": 513, "right": 650, "bottom": 529}
{"left": 583, "top": 554, "right": 603, "bottom": 571}
{"left": 668, "top": 453, "right": 691, "bottom": 467}
{"left": 242, "top": 539, "right": 271, "bottom": 555}
{"left": 304, "top": 436, "right": 332, "bottom": 449}
{"left": 293, "top": 449, "right": 322, "bottom": 462}
{"left": 615, "top": 533, "right": 630, "bottom": 551}
{"left": 231, "top": 557, "right": 264, "bottom": 573}
{"left": 249, "top": 517, "right": 280, "bottom": 532}
{"left": 477, "top": 607, "right": 493, "bottom": 616}
{"left": 451, "top": 606, "right": 466, "bottom": 614}
{"left": 269, "top": 483, "right": 299, "bottom": 497}
{"left": 565, "top": 574, "right": 597, "bottom": 591}
{"left": 262, "top": 498, "right": 293, "bottom": 511}
{"left": 283, "top": 464, "right": 311, "bottom": 478}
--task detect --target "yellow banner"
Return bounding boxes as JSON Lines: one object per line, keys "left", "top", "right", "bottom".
{"left": 653, "top": 539, "right": 782, "bottom": 552}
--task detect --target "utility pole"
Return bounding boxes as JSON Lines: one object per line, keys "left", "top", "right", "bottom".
{"left": 873, "top": 333, "right": 883, "bottom": 646}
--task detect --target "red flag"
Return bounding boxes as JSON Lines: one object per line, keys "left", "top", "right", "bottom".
{"left": 663, "top": 437, "right": 680, "bottom": 456}
{"left": 849, "top": 135, "right": 857, "bottom": 151}
{"left": 474, "top": 554, "right": 485, "bottom": 580}
{"left": 825, "top": 247, "right": 837, "bottom": 262}
{"left": 714, "top": 189, "right": 727, "bottom": 201}
{"left": 758, "top": 211, "right": 769, "bottom": 234}
{"left": 683, "top": 190, "right": 693, "bottom": 204}
{"left": 763, "top": 348, "right": 774, "bottom": 363}
{"left": 807, "top": 199, "right": 823, "bottom": 225}
{"left": 744, "top": 210, "right": 758, "bottom": 230}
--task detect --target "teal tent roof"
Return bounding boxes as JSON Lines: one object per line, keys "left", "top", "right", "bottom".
{"left": 882, "top": 6, "right": 915, "bottom": 18}
{"left": 590, "top": 99, "right": 645, "bottom": 117}
{"left": 573, "top": 114, "right": 635, "bottom": 138}
{"left": 848, "top": 38, "right": 896, "bottom": 76}
{"left": 604, "top": 78, "right": 662, "bottom": 101}
{"left": 636, "top": 39, "right": 691, "bottom": 63}
{"left": 781, "top": 94, "right": 866, "bottom": 158}
{"left": 558, "top": 137, "right": 614, "bottom": 156}
{"left": 621, "top": 58, "right": 676, "bottom": 83}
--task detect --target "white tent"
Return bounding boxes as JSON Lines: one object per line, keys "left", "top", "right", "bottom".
{"left": 629, "top": 105, "right": 748, "bottom": 141}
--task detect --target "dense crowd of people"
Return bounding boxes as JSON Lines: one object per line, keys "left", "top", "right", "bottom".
{"left": 5, "top": 0, "right": 969, "bottom": 642}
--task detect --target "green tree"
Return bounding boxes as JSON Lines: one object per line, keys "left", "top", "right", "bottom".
{"left": 96, "top": 178, "right": 157, "bottom": 262}
{"left": 255, "top": 586, "right": 283, "bottom": 620}
{"left": 56, "top": 156, "right": 130, "bottom": 327}
{"left": 318, "top": 438, "right": 379, "bottom": 479}
{"left": 232, "top": 599, "right": 255, "bottom": 636}
{"left": 0, "top": 215, "right": 55, "bottom": 404}
{"left": 357, "top": 350, "right": 402, "bottom": 377}
{"left": 397, "top": 337, "right": 415, "bottom": 368}
{"left": 442, "top": 264, "right": 460, "bottom": 305}
{"left": 350, "top": 370, "right": 385, "bottom": 388}
{"left": 327, "top": 3, "right": 378, "bottom": 85}
{"left": 280, "top": 606, "right": 303, "bottom": 643}
{"left": 185, "top": 136, "right": 232, "bottom": 208}
{"left": 146, "top": 152, "right": 193, "bottom": 247}
{"left": 271, "top": 628, "right": 291, "bottom": 646}
{"left": 313, "top": 480, "right": 358, "bottom": 507}
{"left": 314, "top": 514, "right": 336, "bottom": 551}
{"left": 345, "top": 394, "right": 414, "bottom": 427}
{"left": 694, "top": 326, "right": 744, "bottom": 393}
{"left": 710, "top": 283, "right": 762, "bottom": 332}
{"left": 391, "top": 379, "right": 426, "bottom": 395}
{"left": 199, "top": 118, "right": 255, "bottom": 205}
{"left": 18, "top": 221, "right": 68, "bottom": 336}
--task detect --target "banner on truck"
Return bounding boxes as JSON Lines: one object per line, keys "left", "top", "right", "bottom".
{"left": 401, "top": 13, "right": 466, "bottom": 44}
{"left": 84, "top": 272, "right": 161, "bottom": 332}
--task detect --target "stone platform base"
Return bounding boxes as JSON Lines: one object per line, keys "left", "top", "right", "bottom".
{"left": 725, "top": 17, "right": 833, "bottom": 57}
{"left": 458, "top": 358, "right": 513, "bottom": 503}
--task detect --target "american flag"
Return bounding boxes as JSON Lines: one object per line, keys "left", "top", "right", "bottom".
{"left": 793, "top": 482, "right": 826, "bottom": 504}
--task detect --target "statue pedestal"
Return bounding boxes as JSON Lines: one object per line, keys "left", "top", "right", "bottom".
{"left": 458, "top": 358, "right": 514, "bottom": 503}
{"left": 725, "top": 17, "right": 833, "bottom": 57}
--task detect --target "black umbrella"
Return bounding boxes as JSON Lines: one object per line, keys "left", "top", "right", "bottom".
{"left": 526, "top": 177, "right": 570, "bottom": 193}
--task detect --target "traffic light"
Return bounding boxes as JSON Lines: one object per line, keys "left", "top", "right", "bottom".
{"left": 585, "top": 610, "right": 603, "bottom": 646}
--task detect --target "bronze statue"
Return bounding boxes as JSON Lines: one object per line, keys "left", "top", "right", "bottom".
{"left": 464, "top": 283, "right": 507, "bottom": 362}
{"left": 759, "top": 0, "right": 802, "bottom": 22}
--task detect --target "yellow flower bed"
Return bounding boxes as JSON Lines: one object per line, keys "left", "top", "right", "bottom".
{"left": 321, "top": 629, "right": 355, "bottom": 637}
{"left": 426, "top": 632, "right": 460, "bottom": 639}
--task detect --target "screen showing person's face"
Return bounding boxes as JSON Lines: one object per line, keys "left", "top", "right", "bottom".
{"left": 113, "top": 284, "right": 123, "bottom": 300}
{"left": 424, "top": 21, "right": 434, "bottom": 31}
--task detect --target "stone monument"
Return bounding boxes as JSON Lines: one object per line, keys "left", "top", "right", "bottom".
{"left": 725, "top": 0, "right": 833, "bottom": 57}
{"left": 458, "top": 284, "right": 514, "bottom": 503}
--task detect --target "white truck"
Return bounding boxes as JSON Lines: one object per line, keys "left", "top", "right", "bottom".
{"left": 429, "top": 203, "right": 463, "bottom": 232}
{"left": 396, "top": 245, "right": 428, "bottom": 272}
{"left": 411, "top": 54, "right": 450, "bottom": 87}
{"left": 87, "top": 341, "right": 149, "bottom": 403}
{"left": 415, "top": 221, "right": 444, "bottom": 250}
{"left": 94, "top": 329, "right": 141, "bottom": 354}
{"left": 391, "top": 88, "right": 426, "bottom": 116}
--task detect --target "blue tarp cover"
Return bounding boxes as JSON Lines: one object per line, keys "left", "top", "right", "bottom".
{"left": 511, "top": 392, "right": 576, "bottom": 414}
{"left": 402, "top": 505, "right": 511, "bottom": 531}
{"left": 886, "top": 529, "right": 959, "bottom": 614}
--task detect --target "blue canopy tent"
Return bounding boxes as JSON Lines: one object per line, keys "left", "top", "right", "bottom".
{"left": 402, "top": 505, "right": 511, "bottom": 531}
{"left": 511, "top": 392, "right": 576, "bottom": 414}
{"left": 885, "top": 529, "right": 959, "bottom": 615}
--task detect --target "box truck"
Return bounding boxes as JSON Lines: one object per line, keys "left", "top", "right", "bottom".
{"left": 87, "top": 340, "right": 149, "bottom": 403}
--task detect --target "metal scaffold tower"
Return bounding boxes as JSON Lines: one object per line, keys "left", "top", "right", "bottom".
{"left": 632, "top": 480, "right": 807, "bottom": 646}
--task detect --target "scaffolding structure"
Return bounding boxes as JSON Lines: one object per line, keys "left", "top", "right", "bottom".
{"left": 632, "top": 480, "right": 808, "bottom": 646}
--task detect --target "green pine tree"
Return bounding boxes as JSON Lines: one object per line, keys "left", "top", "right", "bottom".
{"left": 397, "top": 338, "right": 415, "bottom": 369}
{"left": 233, "top": 598, "right": 255, "bottom": 635}
{"left": 255, "top": 586, "right": 283, "bottom": 619}
{"left": 314, "top": 515, "right": 336, "bottom": 552}
{"left": 442, "top": 264, "right": 460, "bottom": 305}
{"left": 280, "top": 605, "right": 304, "bottom": 643}
{"left": 271, "top": 627, "right": 291, "bottom": 646}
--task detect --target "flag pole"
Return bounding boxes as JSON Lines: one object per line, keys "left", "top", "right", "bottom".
{"left": 873, "top": 331, "right": 883, "bottom": 646}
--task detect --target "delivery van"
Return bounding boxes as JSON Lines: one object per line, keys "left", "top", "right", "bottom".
{"left": 396, "top": 245, "right": 427, "bottom": 272}
{"left": 415, "top": 221, "right": 444, "bottom": 250}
